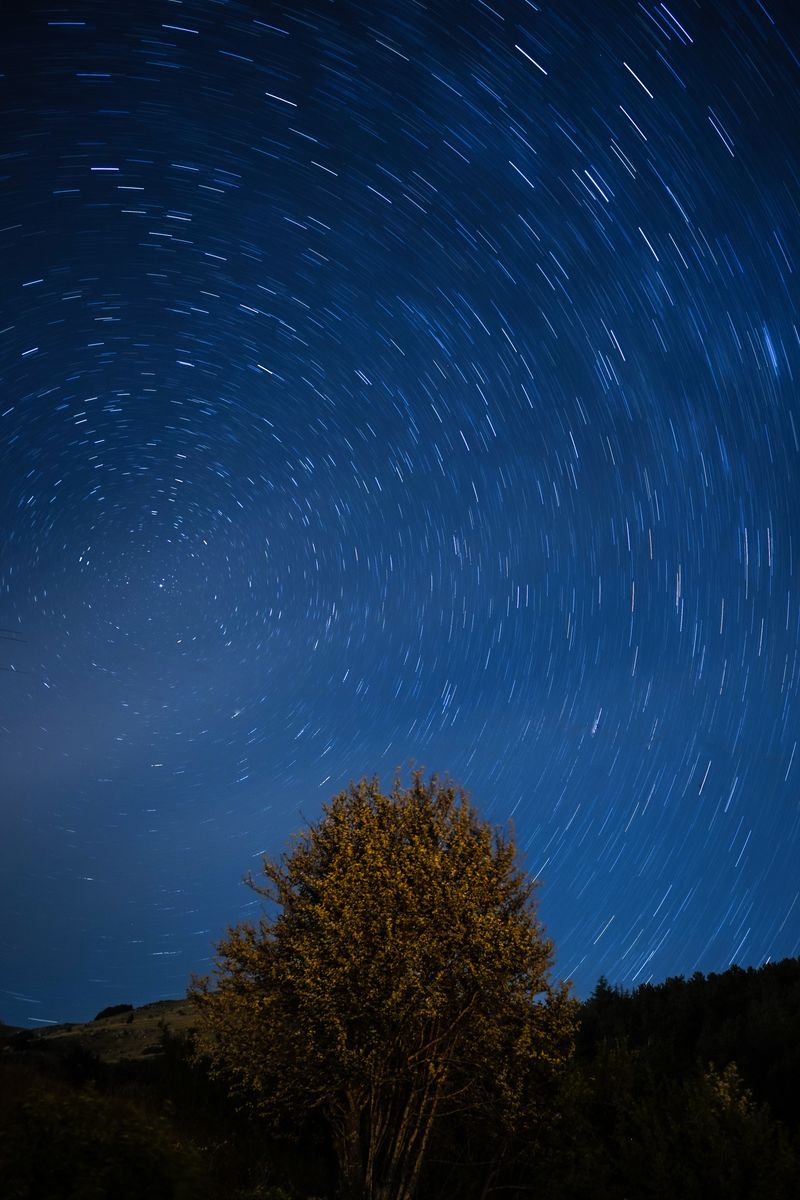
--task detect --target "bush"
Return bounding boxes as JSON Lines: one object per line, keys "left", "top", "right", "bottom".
{"left": 0, "top": 1063, "right": 209, "bottom": 1200}
{"left": 93, "top": 1003, "right": 134, "bottom": 1021}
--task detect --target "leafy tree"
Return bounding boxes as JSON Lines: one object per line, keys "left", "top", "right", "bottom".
{"left": 619, "top": 1059, "right": 799, "bottom": 1199}
{"left": 190, "top": 773, "right": 575, "bottom": 1200}
{"left": 539, "top": 1041, "right": 800, "bottom": 1200}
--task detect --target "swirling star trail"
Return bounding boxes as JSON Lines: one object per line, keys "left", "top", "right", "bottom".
{"left": 1, "top": 0, "right": 799, "bottom": 1024}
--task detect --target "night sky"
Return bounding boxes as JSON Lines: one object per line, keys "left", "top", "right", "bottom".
{"left": 2, "top": 0, "right": 799, "bottom": 1028}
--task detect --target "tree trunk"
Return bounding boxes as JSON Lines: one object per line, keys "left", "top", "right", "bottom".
{"left": 331, "top": 1092, "right": 366, "bottom": 1199}
{"left": 372, "top": 1066, "right": 444, "bottom": 1200}
{"left": 331, "top": 1066, "right": 447, "bottom": 1200}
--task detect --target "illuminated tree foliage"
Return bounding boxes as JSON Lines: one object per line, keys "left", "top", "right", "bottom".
{"left": 190, "top": 773, "right": 576, "bottom": 1200}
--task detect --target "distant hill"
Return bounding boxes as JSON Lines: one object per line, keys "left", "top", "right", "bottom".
{"left": 0, "top": 998, "right": 196, "bottom": 1064}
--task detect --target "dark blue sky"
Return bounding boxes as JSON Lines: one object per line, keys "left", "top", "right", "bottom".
{"left": 2, "top": 0, "right": 799, "bottom": 1027}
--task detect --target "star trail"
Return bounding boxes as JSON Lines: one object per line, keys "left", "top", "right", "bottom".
{"left": 1, "top": 0, "right": 799, "bottom": 1026}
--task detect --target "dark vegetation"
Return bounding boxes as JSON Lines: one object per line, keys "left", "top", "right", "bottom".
{"left": 93, "top": 1003, "right": 135, "bottom": 1022}
{"left": 2, "top": 957, "right": 799, "bottom": 1199}
{"left": 2, "top": 777, "right": 798, "bottom": 1199}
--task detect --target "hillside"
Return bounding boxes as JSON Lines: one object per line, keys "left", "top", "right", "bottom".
{"left": 1, "top": 998, "right": 196, "bottom": 1064}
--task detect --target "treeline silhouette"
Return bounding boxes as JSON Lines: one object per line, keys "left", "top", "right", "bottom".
{"left": 579, "top": 956, "right": 800, "bottom": 1129}
{"left": 2, "top": 956, "right": 799, "bottom": 1199}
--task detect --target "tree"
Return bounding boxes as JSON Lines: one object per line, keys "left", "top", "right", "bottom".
{"left": 190, "top": 772, "right": 576, "bottom": 1200}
